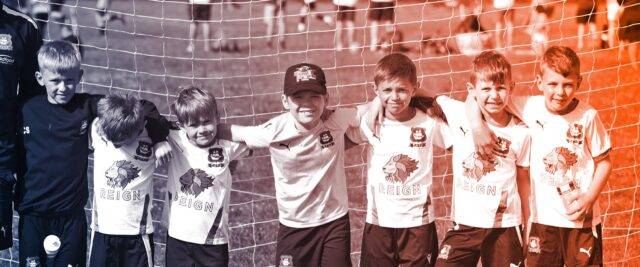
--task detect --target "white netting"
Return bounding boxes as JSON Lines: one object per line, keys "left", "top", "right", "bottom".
{"left": 1, "top": 0, "right": 639, "bottom": 266}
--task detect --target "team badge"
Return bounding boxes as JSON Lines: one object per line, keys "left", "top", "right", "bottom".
{"left": 437, "top": 245, "right": 451, "bottom": 260}
{"left": 105, "top": 160, "right": 140, "bottom": 189}
{"left": 136, "top": 142, "right": 152, "bottom": 158}
{"left": 293, "top": 66, "right": 316, "bottom": 82}
{"left": 383, "top": 154, "right": 418, "bottom": 183}
{"left": 493, "top": 137, "right": 511, "bottom": 157}
{"left": 543, "top": 147, "right": 578, "bottom": 176}
{"left": 319, "top": 131, "right": 334, "bottom": 148}
{"left": 0, "top": 34, "right": 12, "bottom": 51}
{"left": 26, "top": 257, "right": 40, "bottom": 267}
{"left": 180, "top": 168, "right": 215, "bottom": 197}
{"left": 279, "top": 255, "right": 294, "bottom": 267}
{"left": 0, "top": 55, "right": 13, "bottom": 65}
{"left": 566, "top": 123, "right": 584, "bottom": 145}
{"left": 528, "top": 237, "right": 541, "bottom": 254}
{"left": 462, "top": 153, "right": 497, "bottom": 181}
{"left": 208, "top": 147, "right": 225, "bottom": 163}
{"left": 409, "top": 127, "right": 427, "bottom": 147}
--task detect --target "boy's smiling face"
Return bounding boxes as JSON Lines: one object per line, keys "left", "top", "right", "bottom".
{"left": 375, "top": 77, "right": 416, "bottom": 121}
{"left": 181, "top": 115, "right": 218, "bottom": 148}
{"left": 36, "top": 66, "right": 83, "bottom": 105}
{"left": 282, "top": 90, "right": 328, "bottom": 130}
{"left": 537, "top": 65, "right": 582, "bottom": 114}
{"left": 469, "top": 78, "right": 511, "bottom": 117}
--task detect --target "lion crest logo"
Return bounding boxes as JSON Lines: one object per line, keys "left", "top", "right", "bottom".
{"left": 410, "top": 127, "right": 426, "bottom": 142}
{"left": 493, "top": 137, "right": 511, "bottom": 157}
{"left": 105, "top": 160, "right": 140, "bottom": 189}
{"left": 383, "top": 154, "right": 419, "bottom": 183}
{"left": 179, "top": 168, "right": 215, "bottom": 197}
{"left": 462, "top": 153, "right": 497, "bottom": 181}
{"left": 543, "top": 147, "right": 578, "bottom": 175}
{"left": 566, "top": 123, "right": 584, "bottom": 145}
{"left": 208, "top": 147, "right": 224, "bottom": 163}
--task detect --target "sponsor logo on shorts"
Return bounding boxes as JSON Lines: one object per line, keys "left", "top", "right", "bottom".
{"left": 279, "top": 255, "right": 294, "bottom": 267}
{"left": 26, "top": 257, "right": 40, "bottom": 267}
{"left": 437, "top": 244, "right": 451, "bottom": 260}
{"left": 0, "top": 55, "right": 14, "bottom": 65}
{"left": 0, "top": 34, "right": 12, "bottom": 50}
{"left": 528, "top": 236, "right": 541, "bottom": 254}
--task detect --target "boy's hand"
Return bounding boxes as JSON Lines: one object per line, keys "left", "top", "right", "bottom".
{"left": 566, "top": 192, "right": 596, "bottom": 222}
{"left": 154, "top": 141, "right": 173, "bottom": 167}
{"left": 471, "top": 122, "right": 499, "bottom": 160}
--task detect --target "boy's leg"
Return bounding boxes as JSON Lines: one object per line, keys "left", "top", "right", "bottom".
{"left": 435, "top": 223, "right": 483, "bottom": 267}
{"left": 335, "top": 20, "right": 344, "bottom": 50}
{"left": 360, "top": 223, "right": 395, "bottom": 267}
{"left": 396, "top": 222, "right": 439, "bottom": 266}
{"left": 0, "top": 171, "right": 13, "bottom": 250}
{"left": 480, "top": 226, "right": 525, "bottom": 267}
{"left": 564, "top": 224, "right": 603, "bottom": 267}
{"left": 55, "top": 212, "right": 88, "bottom": 267}
{"left": 18, "top": 215, "right": 47, "bottom": 266}
{"left": 525, "top": 223, "right": 564, "bottom": 267}
{"left": 166, "top": 236, "right": 196, "bottom": 267}
{"left": 578, "top": 24, "right": 586, "bottom": 50}
{"left": 320, "top": 214, "right": 351, "bottom": 267}
{"left": 122, "top": 234, "right": 155, "bottom": 267}
{"left": 193, "top": 243, "right": 228, "bottom": 267}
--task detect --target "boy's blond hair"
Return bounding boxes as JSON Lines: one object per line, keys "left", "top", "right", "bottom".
{"left": 171, "top": 85, "right": 219, "bottom": 125}
{"left": 37, "top": 40, "right": 81, "bottom": 71}
{"left": 374, "top": 53, "right": 418, "bottom": 87}
{"left": 540, "top": 46, "right": 581, "bottom": 77}
{"left": 96, "top": 94, "right": 145, "bottom": 143}
{"left": 470, "top": 50, "right": 512, "bottom": 85}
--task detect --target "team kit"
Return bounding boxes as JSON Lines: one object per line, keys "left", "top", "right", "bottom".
{"left": 4, "top": 32, "right": 611, "bottom": 267}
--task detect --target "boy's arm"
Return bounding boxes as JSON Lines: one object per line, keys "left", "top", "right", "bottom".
{"left": 516, "top": 166, "right": 531, "bottom": 244}
{"left": 217, "top": 122, "right": 273, "bottom": 149}
{"left": 566, "top": 153, "right": 612, "bottom": 221}
{"left": 465, "top": 94, "right": 499, "bottom": 158}
{"left": 18, "top": 19, "right": 44, "bottom": 100}
{"left": 139, "top": 100, "right": 173, "bottom": 166}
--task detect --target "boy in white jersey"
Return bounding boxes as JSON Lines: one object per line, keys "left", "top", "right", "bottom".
{"left": 346, "top": 53, "right": 451, "bottom": 267}
{"left": 333, "top": 0, "right": 360, "bottom": 52}
{"left": 218, "top": 63, "right": 372, "bottom": 267}
{"left": 165, "top": 86, "right": 249, "bottom": 266}
{"left": 434, "top": 51, "right": 531, "bottom": 267}
{"left": 470, "top": 46, "right": 612, "bottom": 266}
{"left": 89, "top": 94, "right": 171, "bottom": 267}
{"left": 368, "top": 0, "right": 395, "bottom": 51}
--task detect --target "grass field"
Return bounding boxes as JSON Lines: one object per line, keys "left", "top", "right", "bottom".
{"left": 0, "top": 0, "right": 639, "bottom": 266}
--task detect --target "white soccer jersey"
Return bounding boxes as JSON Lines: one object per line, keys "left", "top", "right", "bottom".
{"left": 190, "top": 0, "right": 210, "bottom": 4}
{"left": 437, "top": 96, "right": 531, "bottom": 228}
{"left": 238, "top": 108, "right": 359, "bottom": 228}
{"left": 90, "top": 119, "right": 156, "bottom": 235}
{"left": 493, "top": 0, "right": 514, "bottom": 9}
{"left": 514, "top": 96, "right": 611, "bottom": 228}
{"left": 347, "top": 110, "right": 451, "bottom": 228}
{"left": 166, "top": 130, "right": 248, "bottom": 245}
{"left": 334, "top": 0, "right": 357, "bottom": 7}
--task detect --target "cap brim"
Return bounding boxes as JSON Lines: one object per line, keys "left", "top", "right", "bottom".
{"left": 284, "top": 83, "right": 327, "bottom": 96}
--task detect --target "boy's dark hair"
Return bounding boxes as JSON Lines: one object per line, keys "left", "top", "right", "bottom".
{"left": 374, "top": 53, "right": 418, "bottom": 87}
{"left": 470, "top": 50, "right": 512, "bottom": 85}
{"left": 37, "top": 40, "right": 81, "bottom": 71}
{"left": 97, "top": 94, "right": 145, "bottom": 143}
{"left": 541, "top": 46, "right": 581, "bottom": 77}
{"left": 171, "top": 85, "right": 219, "bottom": 125}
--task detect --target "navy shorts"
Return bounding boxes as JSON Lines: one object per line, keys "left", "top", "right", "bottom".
{"left": 435, "top": 222, "right": 524, "bottom": 267}
{"left": 336, "top": 6, "right": 356, "bottom": 22}
{"left": 361, "top": 222, "right": 438, "bottom": 267}
{"left": 276, "top": 214, "right": 351, "bottom": 267}
{"left": 166, "top": 236, "right": 228, "bottom": 267}
{"left": 188, "top": 4, "right": 211, "bottom": 22}
{"left": 89, "top": 232, "right": 154, "bottom": 267}
{"left": 526, "top": 223, "right": 603, "bottom": 267}
{"left": 0, "top": 171, "right": 14, "bottom": 250}
{"left": 18, "top": 211, "right": 87, "bottom": 267}
{"left": 368, "top": 2, "right": 394, "bottom": 22}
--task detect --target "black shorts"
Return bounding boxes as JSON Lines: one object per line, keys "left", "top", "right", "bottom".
{"left": 526, "top": 223, "right": 603, "bottom": 267}
{"left": 188, "top": 4, "right": 211, "bottom": 22}
{"left": 0, "top": 171, "right": 13, "bottom": 250}
{"left": 337, "top": 6, "right": 356, "bottom": 22}
{"left": 361, "top": 222, "right": 438, "bottom": 267}
{"left": 19, "top": 212, "right": 87, "bottom": 267}
{"left": 50, "top": 0, "right": 65, "bottom": 12}
{"left": 576, "top": 5, "right": 597, "bottom": 24}
{"left": 89, "top": 232, "right": 154, "bottom": 267}
{"left": 368, "top": 2, "right": 394, "bottom": 22}
{"left": 435, "top": 222, "right": 524, "bottom": 267}
{"left": 276, "top": 214, "right": 351, "bottom": 267}
{"left": 166, "top": 236, "right": 228, "bottom": 267}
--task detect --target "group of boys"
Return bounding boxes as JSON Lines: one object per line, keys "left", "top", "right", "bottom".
{"left": 1, "top": 6, "right": 611, "bottom": 266}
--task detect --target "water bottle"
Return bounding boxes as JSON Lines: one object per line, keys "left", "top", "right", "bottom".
{"left": 43, "top": 235, "right": 61, "bottom": 267}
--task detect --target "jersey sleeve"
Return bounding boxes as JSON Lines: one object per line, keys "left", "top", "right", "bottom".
{"left": 238, "top": 120, "right": 277, "bottom": 149}
{"left": 516, "top": 131, "right": 531, "bottom": 168}
{"left": 332, "top": 107, "right": 360, "bottom": 130}
{"left": 435, "top": 95, "right": 464, "bottom": 129}
{"left": 17, "top": 18, "right": 44, "bottom": 99}
{"left": 345, "top": 125, "right": 368, "bottom": 144}
{"left": 432, "top": 119, "right": 452, "bottom": 149}
{"left": 586, "top": 111, "right": 612, "bottom": 159}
